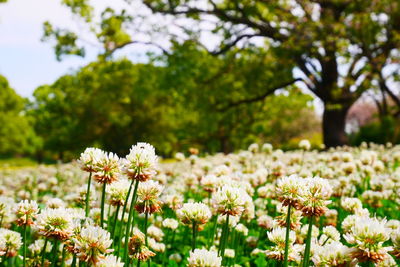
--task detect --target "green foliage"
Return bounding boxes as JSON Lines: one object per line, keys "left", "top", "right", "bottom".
{"left": 0, "top": 76, "right": 39, "bottom": 156}
{"left": 42, "top": 21, "right": 85, "bottom": 61}
{"left": 30, "top": 44, "right": 319, "bottom": 159}
{"left": 31, "top": 59, "right": 177, "bottom": 159}
{"left": 350, "top": 116, "right": 400, "bottom": 145}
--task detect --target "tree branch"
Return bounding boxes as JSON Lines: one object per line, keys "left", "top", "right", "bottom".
{"left": 216, "top": 78, "right": 302, "bottom": 112}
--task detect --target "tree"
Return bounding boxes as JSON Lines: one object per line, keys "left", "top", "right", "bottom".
{"left": 0, "top": 75, "right": 38, "bottom": 156}
{"left": 31, "top": 59, "right": 178, "bottom": 159}
{"left": 42, "top": 0, "right": 400, "bottom": 147}
{"left": 31, "top": 44, "right": 320, "bottom": 157}
{"left": 161, "top": 41, "right": 320, "bottom": 153}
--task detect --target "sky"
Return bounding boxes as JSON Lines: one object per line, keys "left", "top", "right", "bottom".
{"left": 0, "top": 0, "right": 151, "bottom": 98}
{"left": 0, "top": 0, "right": 325, "bottom": 113}
{"left": 0, "top": 0, "right": 98, "bottom": 97}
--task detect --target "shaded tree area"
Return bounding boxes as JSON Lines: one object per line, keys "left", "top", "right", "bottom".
{"left": 26, "top": 43, "right": 319, "bottom": 160}
{"left": 43, "top": 0, "right": 400, "bottom": 148}
{"left": 0, "top": 76, "right": 39, "bottom": 156}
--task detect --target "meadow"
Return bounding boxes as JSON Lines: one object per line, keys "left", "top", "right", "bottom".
{"left": 0, "top": 141, "right": 399, "bottom": 267}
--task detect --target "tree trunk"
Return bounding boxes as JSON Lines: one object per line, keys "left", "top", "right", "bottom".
{"left": 322, "top": 104, "right": 350, "bottom": 147}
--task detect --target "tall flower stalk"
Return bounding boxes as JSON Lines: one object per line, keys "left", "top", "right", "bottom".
{"left": 276, "top": 175, "right": 305, "bottom": 267}
{"left": 300, "top": 177, "right": 332, "bottom": 267}
{"left": 78, "top": 148, "right": 105, "bottom": 217}
{"left": 93, "top": 152, "right": 121, "bottom": 229}
{"left": 85, "top": 172, "right": 92, "bottom": 217}
{"left": 283, "top": 205, "right": 292, "bottom": 267}
{"left": 121, "top": 143, "right": 158, "bottom": 266}
{"left": 15, "top": 200, "right": 38, "bottom": 267}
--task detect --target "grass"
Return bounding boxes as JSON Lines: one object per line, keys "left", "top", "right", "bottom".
{"left": 0, "top": 157, "right": 38, "bottom": 169}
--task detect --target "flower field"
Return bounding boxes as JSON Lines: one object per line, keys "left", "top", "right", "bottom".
{"left": 0, "top": 142, "right": 399, "bottom": 267}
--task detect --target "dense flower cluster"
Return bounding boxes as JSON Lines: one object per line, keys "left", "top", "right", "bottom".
{"left": 0, "top": 142, "right": 399, "bottom": 266}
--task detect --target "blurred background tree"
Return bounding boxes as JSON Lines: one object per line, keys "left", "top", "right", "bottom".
{"left": 0, "top": 75, "right": 39, "bottom": 157}
{"left": 42, "top": 0, "right": 400, "bottom": 148}
{"left": 28, "top": 43, "right": 319, "bottom": 160}
{"left": 1, "top": 0, "right": 399, "bottom": 161}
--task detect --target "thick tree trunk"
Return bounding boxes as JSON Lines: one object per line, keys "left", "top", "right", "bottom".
{"left": 322, "top": 104, "right": 350, "bottom": 148}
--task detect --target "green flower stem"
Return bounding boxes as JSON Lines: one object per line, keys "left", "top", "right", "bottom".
{"left": 22, "top": 215, "right": 28, "bottom": 267}
{"left": 60, "top": 244, "right": 66, "bottom": 267}
{"left": 123, "top": 179, "right": 140, "bottom": 266}
{"left": 283, "top": 204, "right": 292, "bottom": 267}
{"left": 40, "top": 238, "right": 48, "bottom": 267}
{"left": 302, "top": 216, "right": 314, "bottom": 267}
{"left": 85, "top": 172, "right": 92, "bottom": 217}
{"left": 111, "top": 205, "right": 121, "bottom": 239}
{"left": 100, "top": 183, "right": 107, "bottom": 228}
{"left": 219, "top": 214, "right": 230, "bottom": 259}
{"left": 144, "top": 212, "right": 150, "bottom": 267}
{"left": 51, "top": 239, "right": 59, "bottom": 267}
{"left": 116, "top": 180, "right": 134, "bottom": 256}
{"left": 192, "top": 222, "right": 197, "bottom": 252}
{"left": 71, "top": 255, "right": 77, "bottom": 267}
{"left": 208, "top": 215, "right": 218, "bottom": 249}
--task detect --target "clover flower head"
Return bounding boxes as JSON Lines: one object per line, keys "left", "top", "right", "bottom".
{"left": 15, "top": 199, "right": 39, "bottom": 226}
{"left": 177, "top": 202, "right": 212, "bottom": 225}
{"left": 135, "top": 180, "right": 163, "bottom": 214}
{"left": 93, "top": 152, "right": 121, "bottom": 184}
{"left": 73, "top": 225, "right": 113, "bottom": 265}
{"left": 35, "top": 207, "right": 73, "bottom": 240}
{"left": 212, "top": 185, "right": 250, "bottom": 216}
{"left": 276, "top": 175, "right": 305, "bottom": 208}
{"left": 124, "top": 142, "right": 158, "bottom": 181}
{"left": 300, "top": 177, "right": 332, "bottom": 217}
{"left": 78, "top": 147, "right": 105, "bottom": 172}
{"left": 187, "top": 248, "right": 222, "bottom": 267}
{"left": 107, "top": 179, "right": 131, "bottom": 206}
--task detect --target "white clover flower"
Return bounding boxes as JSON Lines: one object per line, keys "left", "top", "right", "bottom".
{"left": 344, "top": 216, "right": 392, "bottom": 263}
{"left": 391, "top": 229, "right": 400, "bottom": 258}
{"left": 46, "top": 197, "right": 65, "bottom": 209}
{"left": 162, "top": 218, "right": 179, "bottom": 230}
{"left": 107, "top": 179, "right": 131, "bottom": 206}
{"left": 248, "top": 143, "right": 259, "bottom": 153}
{"left": 135, "top": 180, "right": 163, "bottom": 214}
{"left": 201, "top": 174, "right": 218, "bottom": 193}
{"left": 15, "top": 199, "right": 39, "bottom": 226}
{"left": 276, "top": 174, "right": 305, "bottom": 208}
{"left": 97, "top": 255, "right": 124, "bottom": 267}
{"left": 341, "top": 197, "right": 363, "bottom": 213}
{"left": 35, "top": 208, "right": 73, "bottom": 240}
{"left": 300, "top": 177, "right": 332, "bottom": 217}
{"left": 93, "top": 152, "right": 121, "bottom": 184}
{"left": 147, "top": 225, "right": 164, "bottom": 242}
{"left": 175, "top": 152, "right": 185, "bottom": 161}
{"left": 262, "top": 143, "right": 273, "bottom": 154}
{"left": 320, "top": 226, "right": 340, "bottom": 244}
{"left": 148, "top": 237, "right": 165, "bottom": 252}
{"left": 212, "top": 185, "right": 250, "bottom": 216}
{"left": 235, "top": 223, "right": 249, "bottom": 236}
{"left": 257, "top": 215, "right": 274, "bottom": 229}
{"left": 313, "top": 241, "right": 352, "bottom": 266}
{"left": 78, "top": 147, "right": 105, "bottom": 172}
{"left": 123, "top": 142, "right": 158, "bottom": 181}
{"left": 0, "top": 229, "right": 22, "bottom": 257}
{"left": 224, "top": 248, "right": 235, "bottom": 258}
{"left": 265, "top": 227, "right": 298, "bottom": 261}
{"left": 187, "top": 248, "right": 222, "bottom": 267}
{"left": 73, "top": 225, "right": 113, "bottom": 265}
{"left": 177, "top": 202, "right": 212, "bottom": 225}
{"left": 169, "top": 253, "right": 182, "bottom": 262}
{"left": 268, "top": 227, "right": 296, "bottom": 247}
{"left": 299, "top": 139, "right": 311, "bottom": 150}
